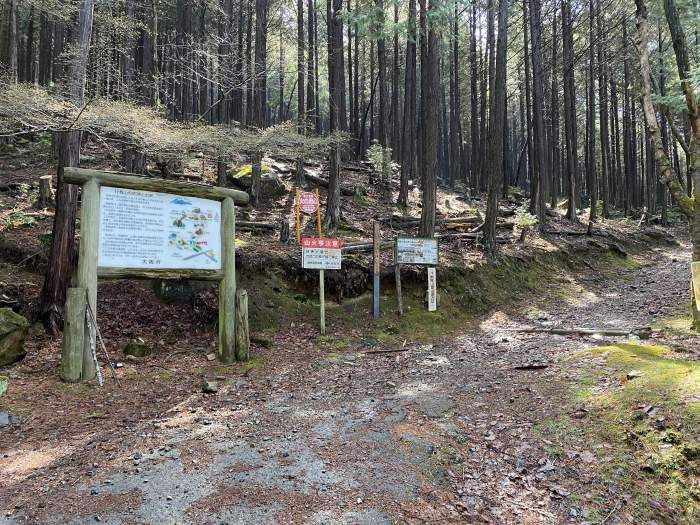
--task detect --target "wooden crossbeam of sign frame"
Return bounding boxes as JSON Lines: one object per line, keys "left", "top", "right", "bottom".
{"left": 60, "top": 167, "right": 249, "bottom": 383}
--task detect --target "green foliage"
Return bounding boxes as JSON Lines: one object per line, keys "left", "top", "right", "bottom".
{"left": 515, "top": 204, "right": 538, "bottom": 229}
{"left": 366, "top": 143, "right": 397, "bottom": 179}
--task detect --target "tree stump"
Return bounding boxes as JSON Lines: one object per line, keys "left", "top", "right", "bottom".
{"left": 37, "top": 175, "right": 53, "bottom": 208}
{"left": 279, "top": 216, "right": 290, "bottom": 244}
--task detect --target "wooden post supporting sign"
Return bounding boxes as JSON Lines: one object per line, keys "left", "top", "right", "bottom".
{"left": 219, "top": 196, "right": 236, "bottom": 363}
{"left": 373, "top": 222, "right": 380, "bottom": 319}
{"left": 76, "top": 177, "right": 99, "bottom": 380}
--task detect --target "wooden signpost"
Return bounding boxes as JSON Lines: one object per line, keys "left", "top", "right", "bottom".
{"left": 60, "top": 167, "right": 249, "bottom": 383}
{"left": 394, "top": 237, "right": 439, "bottom": 315}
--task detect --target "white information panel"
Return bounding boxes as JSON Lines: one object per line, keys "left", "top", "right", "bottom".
{"left": 396, "top": 237, "right": 439, "bottom": 266}
{"left": 301, "top": 238, "right": 342, "bottom": 270}
{"left": 97, "top": 186, "right": 222, "bottom": 270}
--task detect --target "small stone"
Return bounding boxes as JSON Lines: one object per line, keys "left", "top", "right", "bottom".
{"left": 627, "top": 370, "right": 643, "bottom": 380}
{"left": 206, "top": 352, "right": 216, "bottom": 361}
{"left": 356, "top": 498, "right": 363, "bottom": 504}
{"left": 201, "top": 379, "right": 219, "bottom": 394}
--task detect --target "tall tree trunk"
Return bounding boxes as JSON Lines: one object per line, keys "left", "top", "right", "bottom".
{"left": 597, "top": 2, "right": 610, "bottom": 218}
{"left": 523, "top": 0, "right": 534, "bottom": 213}
{"left": 391, "top": 0, "right": 400, "bottom": 161}
{"left": 529, "top": 0, "right": 548, "bottom": 227}
{"left": 419, "top": 0, "right": 439, "bottom": 238}
{"left": 398, "top": 0, "right": 417, "bottom": 207}
{"left": 5, "top": 0, "right": 18, "bottom": 83}
{"left": 324, "top": 0, "right": 345, "bottom": 232}
{"left": 469, "top": 4, "right": 479, "bottom": 194}
{"left": 376, "top": 0, "right": 388, "bottom": 185}
{"left": 297, "top": 0, "right": 305, "bottom": 130}
{"left": 550, "top": 11, "right": 561, "bottom": 210}
{"left": 39, "top": 0, "right": 95, "bottom": 333}
{"left": 484, "top": 0, "right": 509, "bottom": 253}
{"left": 622, "top": 19, "right": 633, "bottom": 215}
{"left": 586, "top": 0, "right": 597, "bottom": 223}
{"left": 306, "top": 0, "right": 316, "bottom": 131}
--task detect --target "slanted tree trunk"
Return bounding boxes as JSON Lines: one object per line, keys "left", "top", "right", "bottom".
{"left": 635, "top": 0, "right": 699, "bottom": 328}
{"left": 38, "top": 0, "right": 95, "bottom": 333}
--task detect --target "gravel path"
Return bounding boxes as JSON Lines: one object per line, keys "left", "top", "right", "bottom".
{"left": 1, "top": 241, "right": 692, "bottom": 525}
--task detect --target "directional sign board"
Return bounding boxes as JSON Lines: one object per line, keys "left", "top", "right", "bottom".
{"left": 299, "top": 191, "right": 320, "bottom": 214}
{"left": 301, "top": 238, "right": 342, "bottom": 270}
{"left": 396, "top": 237, "right": 439, "bottom": 266}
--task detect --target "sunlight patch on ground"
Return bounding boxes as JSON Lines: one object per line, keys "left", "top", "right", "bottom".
{"left": 0, "top": 444, "right": 77, "bottom": 480}
{"left": 397, "top": 382, "right": 438, "bottom": 398}
{"left": 478, "top": 310, "right": 513, "bottom": 331}
{"left": 541, "top": 343, "right": 700, "bottom": 522}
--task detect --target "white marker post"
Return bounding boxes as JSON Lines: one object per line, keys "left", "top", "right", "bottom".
{"left": 427, "top": 267, "right": 437, "bottom": 312}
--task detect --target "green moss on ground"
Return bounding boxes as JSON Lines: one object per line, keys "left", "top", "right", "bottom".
{"left": 541, "top": 343, "right": 700, "bottom": 523}
{"left": 233, "top": 163, "right": 270, "bottom": 178}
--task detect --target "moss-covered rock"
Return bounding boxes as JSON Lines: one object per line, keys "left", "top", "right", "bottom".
{"left": 123, "top": 338, "right": 153, "bottom": 358}
{"left": 0, "top": 308, "right": 29, "bottom": 367}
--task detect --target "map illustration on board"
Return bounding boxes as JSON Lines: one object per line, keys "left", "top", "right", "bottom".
{"left": 168, "top": 198, "right": 220, "bottom": 264}
{"left": 97, "top": 187, "right": 222, "bottom": 270}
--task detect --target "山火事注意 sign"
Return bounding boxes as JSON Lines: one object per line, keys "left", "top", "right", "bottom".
{"left": 396, "top": 237, "right": 439, "bottom": 266}
{"left": 301, "top": 237, "right": 342, "bottom": 269}
{"left": 98, "top": 186, "right": 222, "bottom": 270}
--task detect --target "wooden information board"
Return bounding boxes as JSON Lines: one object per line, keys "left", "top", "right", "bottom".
{"left": 60, "top": 168, "right": 249, "bottom": 383}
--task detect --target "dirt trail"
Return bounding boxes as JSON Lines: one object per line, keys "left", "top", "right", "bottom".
{"left": 0, "top": 242, "right": 693, "bottom": 525}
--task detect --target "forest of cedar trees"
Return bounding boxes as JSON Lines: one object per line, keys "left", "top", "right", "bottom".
{"left": 2, "top": 0, "right": 700, "bottom": 331}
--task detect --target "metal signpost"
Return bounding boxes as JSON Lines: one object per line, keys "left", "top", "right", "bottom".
{"left": 295, "top": 189, "right": 321, "bottom": 243}
{"left": 301, "top": 237, "right": 342, "bottom": 335}
{"left": 394, "top": 237, "right": 439, "bottom": 315}
{"left": 60, "top": 167, "right": 249, "bottom": 383}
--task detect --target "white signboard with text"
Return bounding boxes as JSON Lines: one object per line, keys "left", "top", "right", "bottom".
{"left": 301, "top": 238, "right": 342, "bottom": 270}
{"left": 97, "top": 186, "right": 222, "bottom": 270}
{"left": 396, "top": 237, "right": 439, "bottom": 266}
